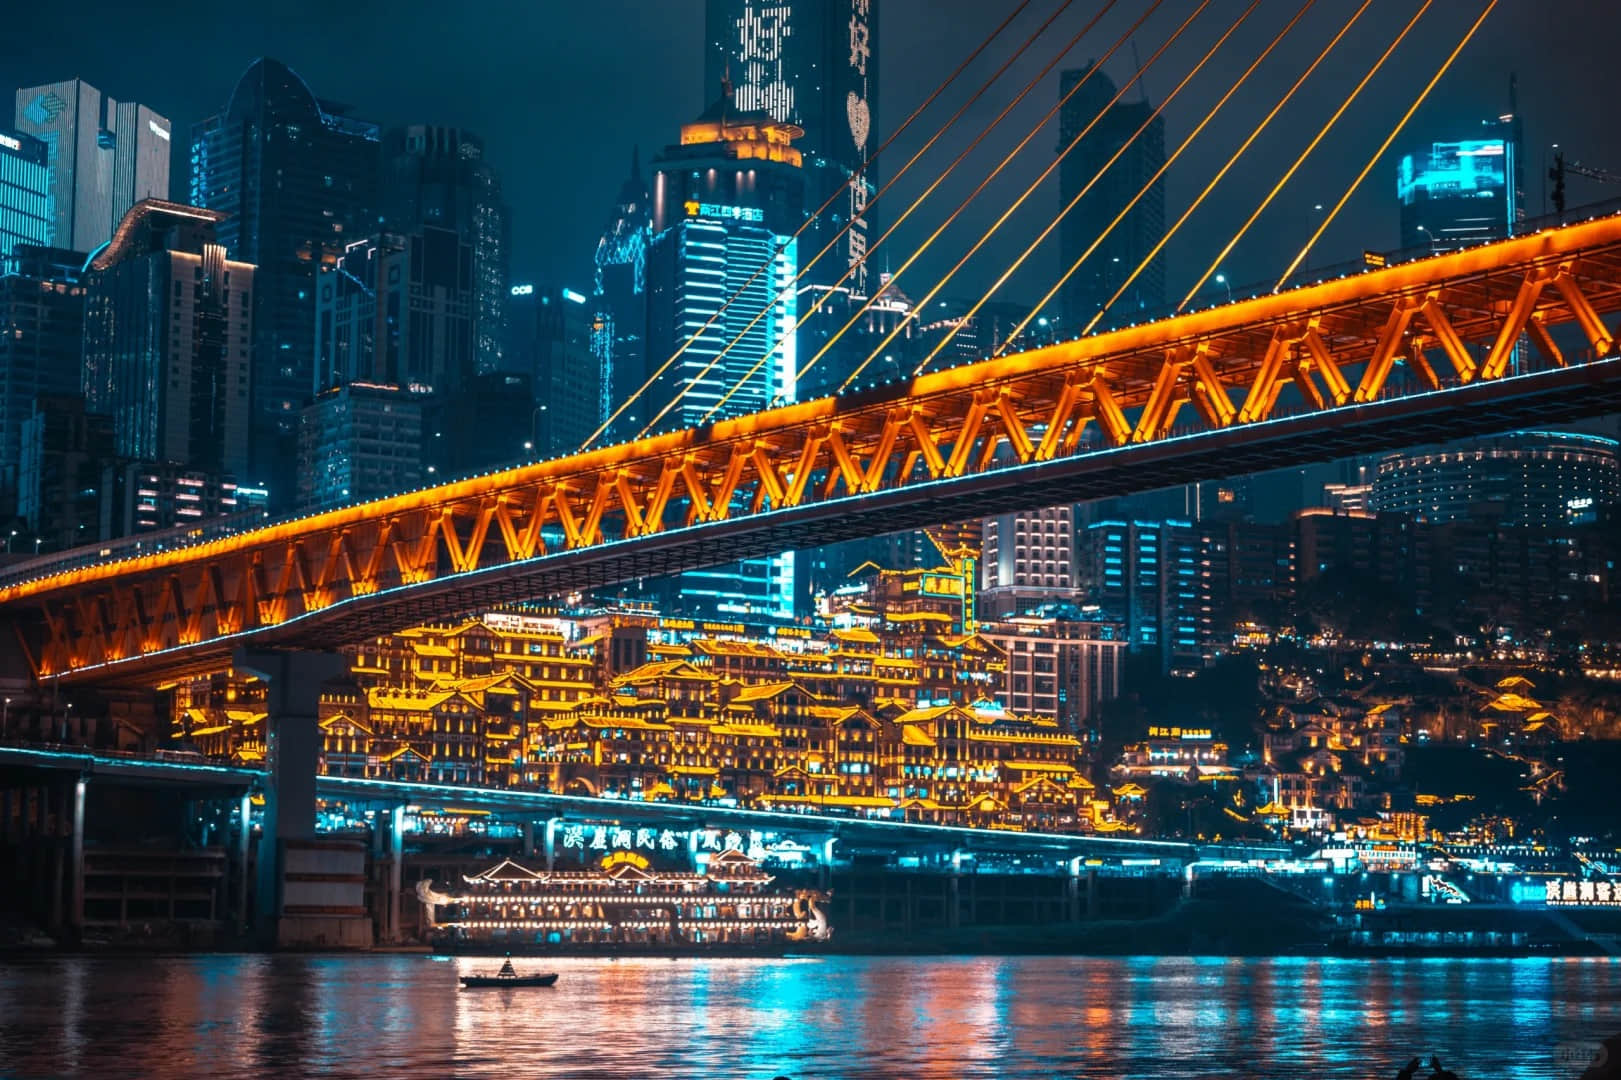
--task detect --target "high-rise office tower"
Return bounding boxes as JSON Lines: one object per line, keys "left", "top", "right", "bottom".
{"left": 645, "top": 89, "right": 803, "bottom": 433}
{"left": 1079, "top": 519, "right": 1211, "bottom": 674}
{"left": 1398, "top": 114, "right": 1524, "bottom": 253}
{"left": 1056, "top": 63, "right": 1165, "bottom": 335}
{"left": 981, "top": 505, "right": 1076, "bottom": 619}
{"left": 705, "top": 0, "right": 879, "bottom": 312}
{"left": 314, "top": 226, "right": 476, "bottom": 395}
{"left": 0, "top": 245, "right": 86, "bottom": 503}
{"left": 643, "top": 88, "right": 806, "bottom": 620}
{"left": 0, "top": 128, "right": 50, "bottom": 266}
{"left": 81, "top": 200, "right": 254, "bottom": 477}
{"left": 13, "top": 79, "right": 171, "bottom": 254}
{"left": 381, "top": 125, "right": 508, "bottom": 374}
{"left": 505, "top": 283, "right": 602, "bottom": 457}
{"left": 297, "top": 382, "right": 424, "bottom": 511}
{"left": 190, "top": 58, "right": 380, "bottom": 500}
{"left": 593, "top": 150, "right": 652, "bottom": 443}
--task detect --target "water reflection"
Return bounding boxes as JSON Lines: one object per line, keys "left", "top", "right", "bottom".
{"left": 0, "top": 954, "right": 1615, "bottom": 1078}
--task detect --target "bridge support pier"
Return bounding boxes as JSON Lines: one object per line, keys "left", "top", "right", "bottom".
{"left": 233, "top": 649, "right": 365, "bottom": 949}
{"left": 235, "top": 791, "right": 252, "bottom": 932}
{"left": 67, "top": 777, "right": 84, "bottom": 935}
{"left": 543, "top": 818, "right": 562, "bottom": 870}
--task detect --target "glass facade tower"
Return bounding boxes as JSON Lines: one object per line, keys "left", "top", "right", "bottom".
{"left": 14, "top": 79, "right": 171, "bottom": 254}
{"left": 190, "top": 58, "right": 380, "bottom": 503}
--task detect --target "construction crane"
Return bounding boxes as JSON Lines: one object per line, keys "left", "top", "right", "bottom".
{"left": 1548, "top": 149, "right": 1621, "bottom": 214}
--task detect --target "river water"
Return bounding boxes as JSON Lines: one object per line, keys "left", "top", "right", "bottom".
{"left": 0, "top": 954, "right": 1615, "bottom": 1078}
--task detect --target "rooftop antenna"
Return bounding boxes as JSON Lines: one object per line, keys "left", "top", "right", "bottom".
{"left": 1130, "top": 39, "right": 1151, "bottom": 105}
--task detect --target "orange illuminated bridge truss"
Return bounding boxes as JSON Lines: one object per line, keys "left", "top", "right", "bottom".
{"left": 9, "top": 217, "right": 1621, "bottom": 683}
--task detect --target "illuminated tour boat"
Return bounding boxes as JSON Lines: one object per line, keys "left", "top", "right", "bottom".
{"left": 416, "top": 850, "right": 832, "bottom": 954}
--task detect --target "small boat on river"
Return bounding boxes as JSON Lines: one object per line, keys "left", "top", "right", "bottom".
{"left": 459, "top": 958, "right": 557, "bottom": 989}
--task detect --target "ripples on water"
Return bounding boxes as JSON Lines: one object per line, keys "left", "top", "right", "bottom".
{"left": 0, "top": 954, "right": 1615, "bottom": 1078}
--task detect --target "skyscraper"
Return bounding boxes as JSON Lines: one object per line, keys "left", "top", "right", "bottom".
{"left": 643, "top": 88, "right": 806, "bottom": 620}
{"left": 1056, "top": 63, "right": 1165, "bottom": 335}
{"left": 593, "top": 151, "right": 652, "bottom": 443}
{"left": 191, "top": 58, "right": 380, "bottom": 501}
{"left": 1079, "top": 519, "right": 1211, "bottom": 674}
{"left": 645, "top": 89, "right": 803, "bottom": 433}
{"left": 505, "top": 283, "right": 602, "bottom": 457}
{"left": 0, "top": 245, "right": 85, "bottom": 503}
{"left": 0, "top": 128, "right": 50, "bottom": 266}
{"left": 1398, "top": 114, "right": 1523, "bottom": 253}
{"left": 82, "top": 200, "right": 254, "bottom": 478}
{"left": 981, "top": 505, "right": 1076, "bottom": 619}
{"left": 314, "top": 226, "right": 476, "bottom": 395}
{"left": 13, "top": 79, "right": 171, "bottom": 254}
{"left": 297, "top": 382, "right": 424, "bottom": 511}
{"left": 705, "top": 0, "right": 878, "bottom": 305}
{"left": 381, "top": 125, "right": 508, "bottom": 374}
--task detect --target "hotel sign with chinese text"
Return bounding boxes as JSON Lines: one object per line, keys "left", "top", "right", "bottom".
{"left": 1544, "top": 879, "right": 1620, "bottom": 905}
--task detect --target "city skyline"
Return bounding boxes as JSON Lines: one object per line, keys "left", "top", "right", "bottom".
{"left": 5, "top": 2, "right": 1620, "bottom": 302}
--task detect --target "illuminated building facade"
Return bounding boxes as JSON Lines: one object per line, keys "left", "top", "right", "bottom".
{"left": 645, "top": 90, "right": 805, "bottom": 620}
{"left": 81, "top": 200, "right": 253, "bottom": 477}
{"left": 979, "top": 610, "right": 1125, "bottom": 732}
{"left": 296, "top": 382, "right": 425, "bottom": 511}
{"left": 381, "top": 125, "right": 508, "bottom": 374}
{"left": 1057, "top": 63, "right": 1165, "bottom": 334}
{"left": 100, "top": 462, "right": 266, "bottom": 537}
{"left": 174, "top": 606, "right": 1131, "bottom": 835}
{"left": 1370, "top": 432, "right": 1620, "bottom": 527}
{"left": 1079, "top": 520, "right": 1211, "bottom": 674}
{"left": 190, "top": 58, "right": 381, "bottom": 501}
{"left": 0, "top": 245, "right": 83, "bottom": 502}
{"left": 13, "top": 79, "right": 171, "bottom": 254}
{"left": 704, "top": 0, "right": 879, "bottom": 303}
{"left": 504, "top": 284, "right": 603, "bottom": 457}
{"left": 981, "top": 505, "right": 1076, "bottom": 619}
{"left": 593, "top": 151, "right": 652, "bottom": 443}
{"left": 0, "top": 127, "right": 49, "bottom": 266}
{"left": 1398, "top": 114, "right": 1523, "bottom": 253}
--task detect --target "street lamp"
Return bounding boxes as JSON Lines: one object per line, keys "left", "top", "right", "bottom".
{"left": 2, "top": 697, "right": 9, "bottom": 740}
{"left": 1215, "top": 274, "right": 1233, "bottom": 303}
{"left": 5, "top": 530, "right": 14, "bottom": 553}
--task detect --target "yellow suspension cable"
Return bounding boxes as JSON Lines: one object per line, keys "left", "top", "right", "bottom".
{"left": 990, "top": 0, "right": 1307, "bottom": 356}
{"left": 1082, "top": 0, "right": 1365, "bottom": 337}
{"left": 903, "top": 0, "right": 1249, "bottom": 379}
{"left": 1174, "top": 0, "right": 1434, "bottom": 312}
{"left": 578, "top": 0, "right": 1038, "bottom": 451}
{"left": 825, "top": 0, "right": 1192, "bottom": 396}
{"left": 692, "top": 0, "right": 1128, "bottom": 429}
{"left": 635, "top": 0, "right": 1098, "bottom": 440}
{"left": 988, "top": 0, "right": 1302, "bottom": 361}
{"left": 1273, "top": 0, "right": 1499, "bottom": 290}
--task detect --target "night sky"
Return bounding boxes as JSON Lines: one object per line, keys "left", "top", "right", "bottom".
{"left": 5, "top": 0, "right": 1621, "bottom": 310}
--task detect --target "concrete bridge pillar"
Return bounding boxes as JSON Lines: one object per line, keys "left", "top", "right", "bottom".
{"left": 543, "top": 818, "right": 562, "bottom": 870}
{"left": 68, "top": 777, "right": 84, "bottom": 935}
{"left": 235, "top": 791, "right": 252, "bottom": 932}
{"left": 381, "top": 804, "right": 404, "bottom": 944}
{"left": 233, "top": 649, "right": 353, "bottom": 948}
{"left": 947, "top": 849, "right": 966, "bottom": 930}
{"left": 819, "top": 835, "right": 837, "bottom": 891}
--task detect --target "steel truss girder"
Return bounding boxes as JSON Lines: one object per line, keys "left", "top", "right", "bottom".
{"left": 11, "top": 214, "right": 1621, "bottom": 681}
